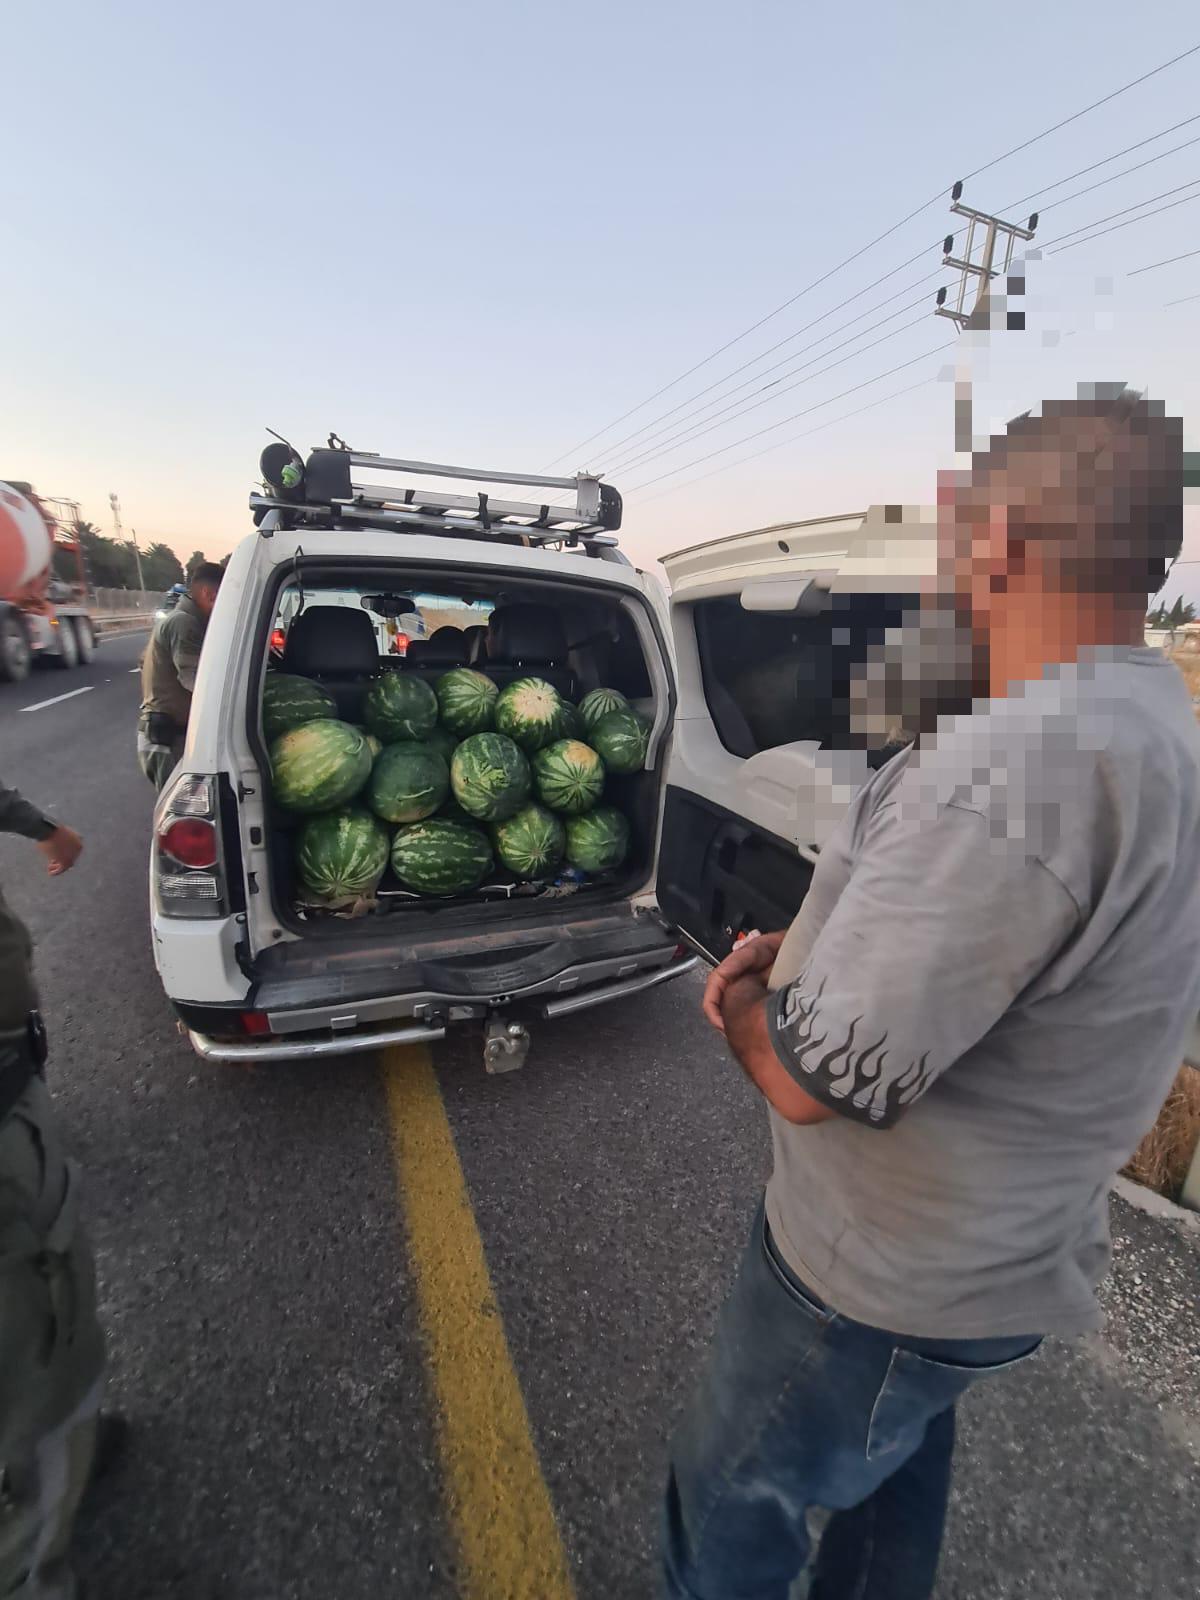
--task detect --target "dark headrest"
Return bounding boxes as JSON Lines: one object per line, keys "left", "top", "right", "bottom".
{"left": 463, "top": 624, "right": 488, "bottom": 665}
{"left": 409, "top": 626, "right": 468, "bottom": 667}
{"left": 488, "top": 604, "right": 566, "bottom": 665}
{"left": 282, "top": 606, "right": 379, "bottom": 676}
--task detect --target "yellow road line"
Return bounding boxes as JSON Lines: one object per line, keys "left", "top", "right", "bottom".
{"left": 381, "top": 1043, "right": 577, "bottom": 1600}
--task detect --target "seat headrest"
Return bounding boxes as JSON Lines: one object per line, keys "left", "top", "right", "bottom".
{"left": 282, "top": 606, "right": 379, "bottom": 676}
{"left": 488, "top": 604, "right": 567, "bottom": 665}
{"left": 409, "top": 626, "right": 468, "bottom": 667}
{"left": 463, "top": 624, "right": 488, "bottom": 665}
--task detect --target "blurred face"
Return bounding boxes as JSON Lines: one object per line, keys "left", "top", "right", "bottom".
{"left": 935, "top": 467, "right": 1012, "bottom": 635}
{"left": 192, "top": 580, "right": 220, "bottom": 618}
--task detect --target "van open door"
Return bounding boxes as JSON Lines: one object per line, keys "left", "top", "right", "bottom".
{"left": 655, "top": 507, "right": 936, "bottom": 963}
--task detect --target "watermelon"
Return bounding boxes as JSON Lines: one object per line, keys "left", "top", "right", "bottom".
{"left": 367, "top": 743, "right": 450, "bottom": 823}
{"left": 579, "top": 687, "right": 629, "bottom": 732}
{"left": 436, "top": 796, "right": 475, "bottom": 824}
{"left": 494, "top": 677, "right": 563, "bottom": 754}
{"left": 553, "top": 699, "right": 586, "bottom": 740}
{"left": 364, "top": 732, "right": 383, "bottom": 759}
{"left": 295, "top": 806, "right": 390, "bottom": 904}
{"left": 435, "top": 667, "right": 498, "bottom": 735}
{"left": 422, "top": 725, "right": 461, "bottom": 766}
{"left": 450, "top": 733, "right": 532, "bottom": 822}
{"left": 492, "top": 802, "right": 566, "bottom": 880}
{"left": 270, "top": 720, "right": 372, "bottom": 813}
{"left": 391, "top": 818, "right": 494, "bottom": 896}
{"left": 363, "top": 672, "right": 438, "bottom": 742}
{"left": 590, "top": 707, "right": 650, "bottom": 774}
{"left": 261, "top": 673, "right": 337, "bottom": 741}
{"left": 565, "top": 806, "right": 631, "bottom": 873}
{"left": 531, "top": 739, "right": 605, "bottom": 815}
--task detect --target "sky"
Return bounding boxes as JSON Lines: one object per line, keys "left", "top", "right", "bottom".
{"left": 4, "top": 2, "right": 1199, "bottom": 599}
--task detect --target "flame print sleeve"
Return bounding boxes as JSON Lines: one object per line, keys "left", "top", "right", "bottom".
{"left": 766, "top": 801, "right": 1080, "bottom": 1129}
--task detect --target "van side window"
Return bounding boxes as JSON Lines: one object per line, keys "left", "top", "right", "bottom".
{"left": 692, "top": 592, "right": 917, "bottom": 759}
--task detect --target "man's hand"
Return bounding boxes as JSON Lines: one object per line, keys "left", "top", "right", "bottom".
{"left": 36, "top": 825, "right": 83, "bottom": 877}
{"left": 702, "top": 929, "right": 786, "bottom": 1033}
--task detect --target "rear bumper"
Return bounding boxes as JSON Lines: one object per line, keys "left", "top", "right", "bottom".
{"left": 184, "top": 953, "right": 698, "bottom": 1063}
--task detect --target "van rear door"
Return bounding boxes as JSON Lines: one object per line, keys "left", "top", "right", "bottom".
{"left": 655, "top": 508, "right": 935, "bottom": 963}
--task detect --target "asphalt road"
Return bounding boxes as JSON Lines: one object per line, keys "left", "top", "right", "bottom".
{"left": 2, "top": 630, "right": 1197, "bottom": 1600}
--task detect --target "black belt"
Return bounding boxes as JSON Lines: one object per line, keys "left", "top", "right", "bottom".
{"left": 0, "top": 1012, "right": 47, "bottom": 1123}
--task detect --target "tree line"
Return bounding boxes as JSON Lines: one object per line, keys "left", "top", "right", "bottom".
{"left": 53, "top": 520, "right": 223, "bottom": 593}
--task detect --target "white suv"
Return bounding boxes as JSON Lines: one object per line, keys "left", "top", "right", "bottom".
{"left": 149, "top": 443, "right": 934, "bottom": 1069}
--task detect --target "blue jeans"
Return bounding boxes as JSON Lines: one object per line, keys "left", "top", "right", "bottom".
{"left": 663, "top": 1203, "right": 1040, "bottom": 1600}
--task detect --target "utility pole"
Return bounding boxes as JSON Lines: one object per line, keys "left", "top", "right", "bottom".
{"left": 934, "top": 183, "right": 1039, "bottom": 454}
{"left": 110, "top": 491, "right": 145, "bottom": 591}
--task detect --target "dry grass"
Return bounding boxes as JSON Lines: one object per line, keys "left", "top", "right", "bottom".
{"left": 1122, "top": 1066, "right": 1200, "bottom": 1201}
{"left": 1168, "top": 647, "right": 1200, "bottom": 701}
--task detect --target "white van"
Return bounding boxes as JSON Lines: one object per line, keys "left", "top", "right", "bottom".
{"left": 149, "top": 444, "right": 934, "bottom": 1069}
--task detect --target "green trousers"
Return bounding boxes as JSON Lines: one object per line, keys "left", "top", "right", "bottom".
{"left": 136, "top": 726, "right": 185, "bottom": 793}
{"left": 0, "top": 1075, "right": 106, "bottom": 1599}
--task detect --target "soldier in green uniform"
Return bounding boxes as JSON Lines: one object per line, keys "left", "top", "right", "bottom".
{"left": 0, "top": 786, "right": 107, "bottom": 1599}
{"left": 137, "top": 562, "right": 223, "bottom": 792}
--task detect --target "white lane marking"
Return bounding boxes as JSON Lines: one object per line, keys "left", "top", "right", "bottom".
{"left": 19, "top": 686, "right": 95, "bottom": 713}
{"left": 129, "top": 667, "right": 140, "bottom": 673}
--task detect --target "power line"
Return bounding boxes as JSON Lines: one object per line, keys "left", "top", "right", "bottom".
{"left": 614, "top": 173, "right": 1200, "bottom": 498}
{"left": 1164, "top": 288, "right": 1200, "bottom": 305}
{"left": 603, "top": 297, "right": 934, "bottom": 475}
{"left": 628, "top": 342, "right": 956, "bottom": 493}
{"left": 1047, "top": 185, "right": 1200, "bottom": 254}
{"left": 550, "top": 113, "right": 1200, "bottom": 497}
{"left": 995, "top": 112, "right": 1200, "bottom": 214}
{"left": 540, "top": 42, "right": 1200, "bottom": 470}
{"left": 1128, "top": 245, "right": 1200, "bottom": 274}
{"left": 636, "top": 375, "right": 942, "bottom": 506}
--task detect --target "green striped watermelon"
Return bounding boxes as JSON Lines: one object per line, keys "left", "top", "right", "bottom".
{"left": 270, "top": 720, "right": 372, "bottom": 813}
{"left": 579, "top": 687, "right": 629, "bottom": 732}
{"left": 363, "top": 672, "right": 438, "bottom": 742}
{"left": 492, "top": 803, "right": 566, "bottom": 880}
{"left": 565, "top": 806, "right": 631, "bottom": 873}
{"left": 422, "top": 725, "right": 461, "bottom": 767}
{"left": 531, "top": 739, "right": 605, "bottom": 814}
{"left": 367, "top": 743, "right": 450, "bottom": 823}
{"left": 553, "top": 699, "right": 586, "bottom": 740}
{"left": 590, "top": 707, "right": 650, "bottom": 774}
{"left": 435, "top": 667, "right": 498, "bottom": 735}
{"left": 295, "top": 806, "right": 390, "bottom": 904}
{"left": 363, "top": 731, "right": 383, "bottom": 759}
{"left": 450, "top": 733, "right": 532, "bottom": 822}
{"left": 494, "top": 677, "right": 563, "bottom": 753}
{"left": 391, "top": 819, "right": 494, "bottom": 896}
{"left": 262, "top": 673, "right": 338, "bottom": 741}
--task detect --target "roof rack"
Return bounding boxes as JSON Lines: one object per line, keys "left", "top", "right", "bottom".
{"left": 250, "top": 446, "right": 622, "bottom": 548}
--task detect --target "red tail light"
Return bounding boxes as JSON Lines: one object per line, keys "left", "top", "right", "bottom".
{"left": 158, "top": 817, "right": 218, "bottom": 870}
{"left": 239, "top": 1011, "right": 272, "bottom": 1037}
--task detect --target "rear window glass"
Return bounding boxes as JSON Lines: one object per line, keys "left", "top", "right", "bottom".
{"left": 273, "top": 586, "right": 493, "bottom": 656}
{"left": 693, "top": 592, "right": 917, "bottom": 758}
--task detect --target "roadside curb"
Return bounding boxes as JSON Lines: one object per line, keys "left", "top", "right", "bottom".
{"left": 1111, "top": 1174, "right": 1200, "bottom": 1236}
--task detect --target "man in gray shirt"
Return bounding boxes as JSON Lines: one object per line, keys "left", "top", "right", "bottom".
{"left": 663, "top": 390, "right": 1199, "bottom": 1600}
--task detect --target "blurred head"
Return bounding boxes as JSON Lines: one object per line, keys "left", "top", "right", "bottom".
{"left": 188, "top": 561, "right": 224, "bottom": 617}
{"left": 937, "top": 386, "right": 1183, "bottom": 638}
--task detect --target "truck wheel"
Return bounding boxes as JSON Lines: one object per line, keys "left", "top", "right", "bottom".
{"left": 74, "top": 618, "right": 96, "bottom": 663}
{"left": 54, "top": 617, "right": 80, "bottom": 669}
{"left": 0, "top": 614, "right": 32, "bottom": 682}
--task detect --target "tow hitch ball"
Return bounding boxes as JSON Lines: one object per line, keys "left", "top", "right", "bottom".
{"left": 483, "top": 1017, "right": 530, "bottom": 1074}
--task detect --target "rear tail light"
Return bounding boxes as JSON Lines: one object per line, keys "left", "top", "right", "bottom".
{"left": 239, "top": 1011, "right": 271, "bottom": 1036}
{"left": 158, "top": 817, "right": 218, "bottom": 869}
{"left": 154, "top": 775, "right": 229, "bottom": 919}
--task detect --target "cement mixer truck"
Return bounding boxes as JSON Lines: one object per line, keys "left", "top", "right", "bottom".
{"left": 0, "top": 481, "right": 97, "bottom": 682}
